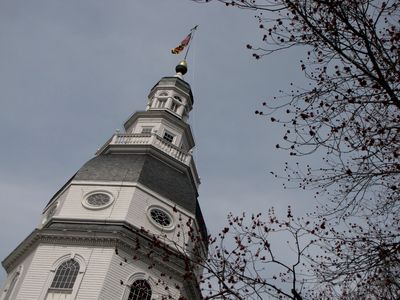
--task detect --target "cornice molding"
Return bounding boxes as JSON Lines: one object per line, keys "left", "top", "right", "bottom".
{"left": 2, "top": 220, "right": 200, "bottom": 286}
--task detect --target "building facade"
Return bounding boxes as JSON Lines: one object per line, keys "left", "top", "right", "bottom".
{"left": 1, "top": 61, "right": 207, "bottom": 300}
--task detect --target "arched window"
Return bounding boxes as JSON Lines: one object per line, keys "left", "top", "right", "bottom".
{"left": 128, "top": 280, "right": 152, "bottom": 300}
{"left": 51, "top": 259, "right": 79, "bottom": 290}
{"left": 45, "top": 259, "right": 79, "bottom": 299}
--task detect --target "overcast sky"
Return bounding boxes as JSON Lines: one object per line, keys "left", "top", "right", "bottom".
{"left": 0, "top": 0, "right": 317, "bottom": 283}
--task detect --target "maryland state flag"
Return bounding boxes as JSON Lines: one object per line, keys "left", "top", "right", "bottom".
{"left": 171, "top": 26, "right": 198, "bottom": 55}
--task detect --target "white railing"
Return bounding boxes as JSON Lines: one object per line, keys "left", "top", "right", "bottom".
{"left": 101, "top": 133, "right": 192, "bottom": 166}
{"left": 114, "top": 133, "right": 152, "bottom": 145}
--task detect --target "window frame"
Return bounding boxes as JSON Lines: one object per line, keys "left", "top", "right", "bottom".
{"left": 82, "top": 190, "right": 114, "bottom": 210}
{"left": 122, "top": 273, "right": 155, "bottom": 300}
{"left": 48, "top": 259, "right": 80, "bottom": 292}
{"left": 162, "top": 131, "right": 175, "bottom": 143}
{"left": 127, "top": 280, "right": 152, "bottom": 300}
{"left": 39, "top": 254, "right": 86, "bottom": 300}
{"left": 141, "top": 127, "right": 153, "bottom": 135}
{"left": 146, "top": 205, "right": 175, "bottom": 232}
{"left": 173, "top": 95, "right": 182, "bottom": 102}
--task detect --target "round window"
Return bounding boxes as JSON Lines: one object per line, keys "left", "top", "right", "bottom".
{"left": 83, "top": 192, "right": 113, "bottom": 210}
{"left": 148, "top": 207, "right": 174, "bottom": 230}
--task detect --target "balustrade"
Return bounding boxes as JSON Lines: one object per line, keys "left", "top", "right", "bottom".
{"left": 106, "top": 133, "right": 191, "bottom": 165}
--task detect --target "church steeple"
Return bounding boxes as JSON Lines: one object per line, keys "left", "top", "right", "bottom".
{"left": 97, "top": 61, "right": 200, "bottom": 187}
{"left": 1, "top": 62, "right": 206, "bottom": 300}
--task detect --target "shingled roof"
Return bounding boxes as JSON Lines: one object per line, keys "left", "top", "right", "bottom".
{"left": 74, "top": 153, "right": 207, "bottom": 241}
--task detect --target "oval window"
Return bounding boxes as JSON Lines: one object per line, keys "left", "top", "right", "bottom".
{"left": 82, "top": 192, "right": 113, "bottom": 210}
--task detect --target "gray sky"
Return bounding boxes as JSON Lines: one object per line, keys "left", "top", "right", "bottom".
{"left": 0, "top": 0, "right": 316, "bottom": 283}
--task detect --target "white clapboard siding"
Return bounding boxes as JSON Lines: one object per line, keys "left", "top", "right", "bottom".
{"left": 1, "top": 249, "right": 35, "bottom": 300}
{"left": 100, "top": 248, "right": 183, "bottom": 300}
{"left": 56, "top": 184, "right": 135, "bottom": 222}
{"left": 126, "top": 188, "right": 196, "bottom": 252}
{"left": 74, "top": 248, "right": 113, "bottom": 300}
{"left": 15, "top": 245, "right": 113, "bottom": 300}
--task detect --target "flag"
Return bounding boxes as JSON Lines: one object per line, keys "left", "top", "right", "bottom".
{"left": 171, "top": 26, "right": 198, "bottom": 55}
{"left": 171, "top": 33, "right": 192, "bottom": 54}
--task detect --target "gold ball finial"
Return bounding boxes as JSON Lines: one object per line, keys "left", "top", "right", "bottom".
{"left": 175, "top": 60, "right": 188, "bottom": 75}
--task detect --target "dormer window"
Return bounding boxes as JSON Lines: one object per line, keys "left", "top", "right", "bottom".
{"left": 163, "top": 131, "right": 174, "bottom": 143}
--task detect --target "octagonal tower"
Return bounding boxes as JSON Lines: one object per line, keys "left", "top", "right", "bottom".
{"left": 1, "top": 61, "right": 207, "bottom": 300}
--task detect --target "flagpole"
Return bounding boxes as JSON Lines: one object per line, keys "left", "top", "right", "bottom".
{"left": 184, "top": 25, "right": 198, "bottom": 60}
